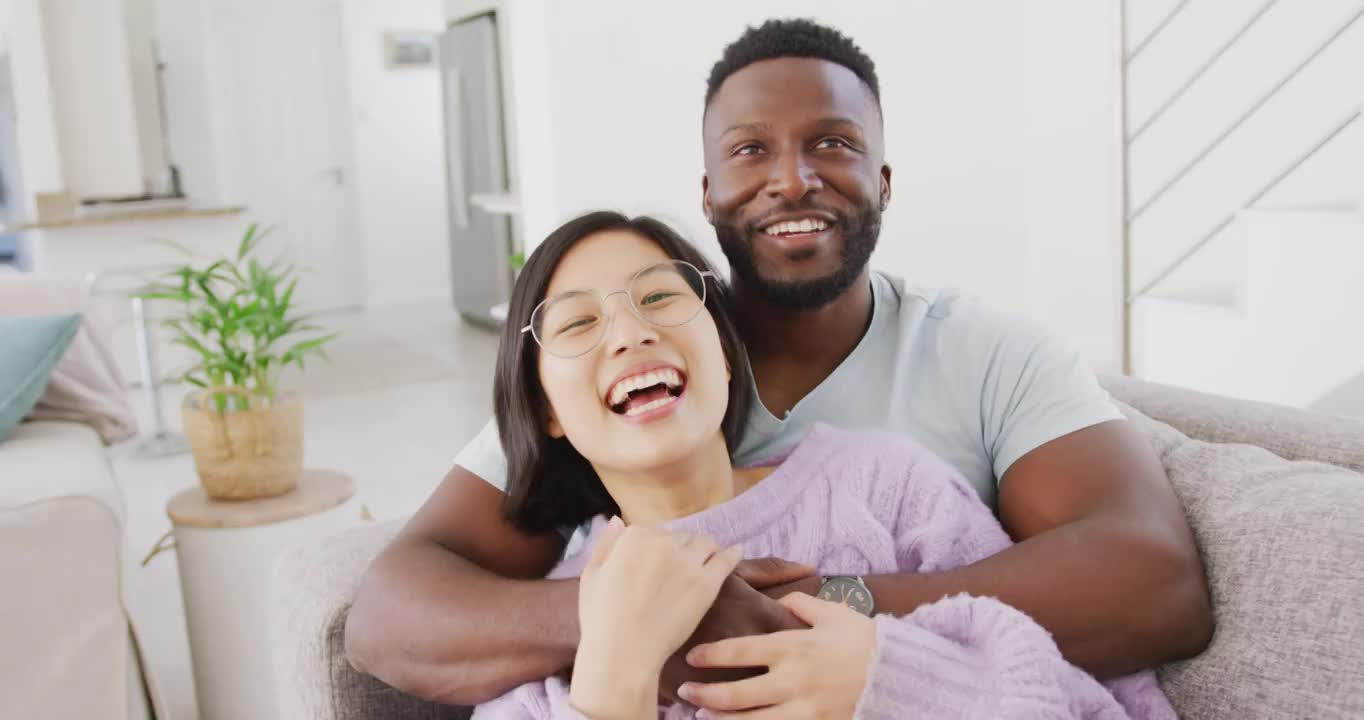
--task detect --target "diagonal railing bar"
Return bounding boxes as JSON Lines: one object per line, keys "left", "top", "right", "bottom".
{"left": 1128, "top": 4, "right": 1364, "bottom": 223}
{"left": 1127, "top": 108, "right": 1360, "bottom": 303}
{"left": 1129, "top": 0, "right": 1279, "bottom": 143}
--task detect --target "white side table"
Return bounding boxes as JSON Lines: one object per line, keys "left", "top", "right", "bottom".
{"left": 165, "top": 470, "right": 357, "bottom": 720}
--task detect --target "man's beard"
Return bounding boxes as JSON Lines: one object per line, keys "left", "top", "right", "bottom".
{"left": 714, "top": 202, "right": 881, "bottom": 311}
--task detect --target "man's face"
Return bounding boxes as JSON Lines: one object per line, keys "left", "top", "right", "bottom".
{"left": 702, "top": 57, "right": 891, "bottom": 310}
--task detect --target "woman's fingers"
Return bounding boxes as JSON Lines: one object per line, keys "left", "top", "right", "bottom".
{"left": 681, "top": 532, "right": 721, "bottom": 563}
{"left": 687, "top": 630, "right": 796, "bottom": 669}
{"left": 678, "top": 670, "right": 789, "bottom": 713}
{"left": 698, "top": 705, "right": 799, "bottom": 720}
{"left": 585, "top": 515, "right": 626, "bottom": 571}
{"left": 707, "top": 545, "right": 744, "bottom": 577}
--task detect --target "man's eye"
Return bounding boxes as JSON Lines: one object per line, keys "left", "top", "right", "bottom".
{"left": 816, "top": 137, "right": 852, "bottom": 150}
{"left": 734, "top": 144, "right": 763, "bottom": 156}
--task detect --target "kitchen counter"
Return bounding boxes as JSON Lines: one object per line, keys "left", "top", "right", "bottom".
{"left": 2, "top": 204, "right": 245, "bottom": 232}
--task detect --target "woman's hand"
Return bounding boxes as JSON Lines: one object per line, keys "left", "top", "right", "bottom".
{"left": 678, "top": 593, "right": 876, "bottom": 719}
{"left": 570, "top": 517, "right": 742, "bottom": 718}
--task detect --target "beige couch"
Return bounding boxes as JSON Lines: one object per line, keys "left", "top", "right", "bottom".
{"left": 271, "top": 376, "right": 1364, "bottom": 720}
{"left": 0, "top": 420, "right": 163, "bottom": 719}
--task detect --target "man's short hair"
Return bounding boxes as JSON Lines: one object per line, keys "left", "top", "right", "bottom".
{"left": 705, "top": 18, "right": 880, "bottom": 109}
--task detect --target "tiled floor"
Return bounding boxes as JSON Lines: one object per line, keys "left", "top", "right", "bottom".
{"left": 112, "top": 303, "right": 500, "bottom": 720}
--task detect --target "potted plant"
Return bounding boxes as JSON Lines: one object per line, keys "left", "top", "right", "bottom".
{"left": 139, "top": 224, "right": 337, "bottom": 500}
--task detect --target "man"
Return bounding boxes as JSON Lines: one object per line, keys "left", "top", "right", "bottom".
{"left": 346, "top": 18, "right": 1212, "bottom": 711}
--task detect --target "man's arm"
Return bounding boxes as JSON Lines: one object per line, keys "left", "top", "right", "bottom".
{"left": 345, "top": 464, "right": 814, "bottom": 706}
{"left": 772, "top": 420, "right": 1213, "bottom": 679}
{"left": 345, "top": 465, "right": 577, "bottom": 705}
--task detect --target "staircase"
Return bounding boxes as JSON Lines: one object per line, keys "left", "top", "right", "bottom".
{"left": 1132, "top": 209, "right": 1364, "bottom": 416}
{"left": 1122, "top": 0, "right": 1364, "bottom": 419}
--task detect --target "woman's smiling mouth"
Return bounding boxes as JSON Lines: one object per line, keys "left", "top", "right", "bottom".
{"left": 605, "top": 366, "right": 688, "bottom": 417}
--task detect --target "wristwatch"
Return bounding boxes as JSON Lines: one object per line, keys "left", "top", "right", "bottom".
{"left": 816, "top": 576, "right": 875, "bottom": 616}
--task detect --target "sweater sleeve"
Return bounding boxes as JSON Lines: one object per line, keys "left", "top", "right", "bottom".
{"left": 473, "top": 673, "right": 702, "bottom": 719}
{"left": 888, "top": 441, "right": 1014, "bottom": 572}
{"left": 471, "top": 676, "right": 592, "bottom": 719}
{"left": 855, "top": 594, "right": 1133, "bottom": 720}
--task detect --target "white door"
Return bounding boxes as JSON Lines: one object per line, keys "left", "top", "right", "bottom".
{"left": 204, "top": 0, "right": 362, "bottom": 311}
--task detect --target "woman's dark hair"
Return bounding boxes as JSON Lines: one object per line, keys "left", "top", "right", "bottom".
{"left": 493, "top": 211, "right": 752, "bottom": 535}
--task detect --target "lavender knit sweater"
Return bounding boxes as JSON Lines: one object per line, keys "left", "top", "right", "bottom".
{"left": 474, "top": 424, "right": 1177, "bottom": 719}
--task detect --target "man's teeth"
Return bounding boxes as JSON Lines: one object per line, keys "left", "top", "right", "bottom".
{"left": 624, "top": 395, "right": 678, "bottom": 417}
{"left": 763, "top": 218, "right": 829, "bottom": 236}
{"left": 608, "top": 368, "right": 683, "bottom": 407}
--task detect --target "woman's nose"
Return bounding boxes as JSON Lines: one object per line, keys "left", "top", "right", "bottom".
{"left": 604, "top": 295, "right": 659, "bottom": 356}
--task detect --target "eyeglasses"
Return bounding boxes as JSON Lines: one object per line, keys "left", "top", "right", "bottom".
{"left": 521, "top": 260, "right": 718, "bottom": 358}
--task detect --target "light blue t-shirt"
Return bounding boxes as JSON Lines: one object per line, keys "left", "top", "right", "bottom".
{"left": 454, "top": 272, "right": 1122, "bottom": 510}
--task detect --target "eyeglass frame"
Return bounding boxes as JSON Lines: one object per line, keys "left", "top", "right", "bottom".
{"left": 519, "top": 259, "right": 719, "bottom": 358}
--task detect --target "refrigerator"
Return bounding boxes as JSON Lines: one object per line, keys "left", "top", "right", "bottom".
{"left": 440, "top": 13, "right": 514, "bottom": 329}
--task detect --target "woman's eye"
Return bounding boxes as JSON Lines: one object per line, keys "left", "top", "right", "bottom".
{"left": 555, "top": 318, "right": 596, "bottom": 336}
{"left": 640, "top": 291, "right": 678, "bottom": 306}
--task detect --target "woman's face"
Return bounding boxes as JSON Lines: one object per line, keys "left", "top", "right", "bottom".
{"left": 536, "top": 229, "right": 731, "bottom": 474}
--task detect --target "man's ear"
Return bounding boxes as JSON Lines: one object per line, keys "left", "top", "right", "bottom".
{"left": 879, "top": 164, "right": 892, "bottom": 211}
{"left": 702, "top": 175, "right": 715, "bottom": 224}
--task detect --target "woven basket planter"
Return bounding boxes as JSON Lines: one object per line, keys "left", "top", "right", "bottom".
{"left": 182, "top": 387, "right": 303, "bottom": 500}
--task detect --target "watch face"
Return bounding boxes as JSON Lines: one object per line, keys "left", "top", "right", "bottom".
{"left": 817, "top": 578, "right": 874, "bottom": 616}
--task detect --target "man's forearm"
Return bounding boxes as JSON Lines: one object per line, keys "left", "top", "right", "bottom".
{"left": 777, "top": 515, "right": 1210, "bottom": 678}
{"left": 880, "top": 516, "right": 1208, "bottom": 677}
{"left": 346, "top": 537, "right": 580, "bottom": 705}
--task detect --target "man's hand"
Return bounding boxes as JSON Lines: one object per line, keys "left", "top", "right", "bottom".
{"left": 679, "top": 593, "right": 876, "bottom": 718}
{"left": 657, "top": 558, "right": 814, "bottom": 702}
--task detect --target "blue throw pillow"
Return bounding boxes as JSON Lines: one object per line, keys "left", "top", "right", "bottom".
{"left": 0, "top": 314, "right": 82, "bottom": 442}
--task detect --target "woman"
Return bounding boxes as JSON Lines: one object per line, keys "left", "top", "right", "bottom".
{"left": 474, "top": 211, "right": 1174, "bottom": 719}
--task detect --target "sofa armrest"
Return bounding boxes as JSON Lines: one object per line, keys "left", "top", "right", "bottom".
{"left": 1101, "top": 374, "right": 1364, "bottom": 474}
{"left": 269, "top": 519, "right": 472, "bottom": 720}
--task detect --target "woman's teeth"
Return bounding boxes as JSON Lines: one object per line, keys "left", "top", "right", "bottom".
{"left": 607, "top": 368, "right": 684, "bottom": 407}
{"left": 624, "top": 395, "right": 678, "bottom": 417}
{"left": 763, "top": 218, "right": 829, "bottom": 236}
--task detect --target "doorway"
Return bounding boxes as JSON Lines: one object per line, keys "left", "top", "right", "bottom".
{"left": 201, "top": 0, "right": 363, "bottom": 311}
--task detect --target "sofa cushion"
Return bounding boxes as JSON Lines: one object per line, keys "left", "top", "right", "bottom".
{"left": 1103, "top": 374, "right": 1364, "bottom": 474}
{"left": 0, "top": 273, "right": 137, "bottom": 445}
{"left": 0, "top": 314, "right": 80, "bottom": 442}
{"left": 1118, "top": 403, "right": 1364, "bottom": 719}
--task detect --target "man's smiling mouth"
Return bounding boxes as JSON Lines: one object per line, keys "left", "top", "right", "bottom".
{"left": 761, "top": 217, "right": 830, "bottom": 236}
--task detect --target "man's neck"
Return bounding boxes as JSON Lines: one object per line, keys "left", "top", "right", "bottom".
{"left": 735, "top": 269, "right": 875, "bottom": 416}
{"left": 597, "top": 434, "right": 738, "bottom": 527}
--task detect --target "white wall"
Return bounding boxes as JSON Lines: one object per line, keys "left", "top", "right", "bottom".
{"left": 338, "top": 0, "right": 453, "bottom": 308}
{"left": 507, "top": 0, "right": 1122, "bottom": 371}
{"left": 40, "top": 0, "right": 145, "bottom": 198}
{"left": 0, "top": 0, "right": 65, "bottom": 217}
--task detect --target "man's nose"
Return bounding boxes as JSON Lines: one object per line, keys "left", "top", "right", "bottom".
{"left": 604, "top": 294, "right": 658, "bottom": 356}
{"left": 765, "top": 151, "right": 823, "bottom": 202}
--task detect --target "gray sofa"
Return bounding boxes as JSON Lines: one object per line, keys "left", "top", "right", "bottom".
{"left": 270, "top": 376, "right": 1364, "bottom": 719}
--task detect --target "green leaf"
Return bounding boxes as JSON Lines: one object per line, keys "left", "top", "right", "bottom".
{"left": 135, "top": 290, "right": 193, "bottom": 302}
{"left": 237, "top": 224, "right": 259, "bottom": 261}
{"left": 143, "top": 236, "right": 194, "bottom": 257}
{"left": 235, "top": 223, "right": 275, "bottom": 262}
{"left": 279, "top": 332, "right": 338, "bottom": 367}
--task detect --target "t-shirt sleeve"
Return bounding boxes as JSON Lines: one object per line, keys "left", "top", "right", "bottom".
{"left": 971, "top": 309, "right": 1123, "bottom": 483}
{"left": 452, "top": 418, "right": 510, "bottom": 492}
